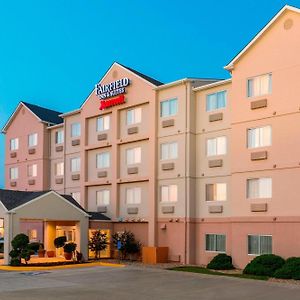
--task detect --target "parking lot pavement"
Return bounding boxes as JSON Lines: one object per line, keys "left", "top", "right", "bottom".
{"left": 0, "top": 265, "right": 300, "bottom": 300}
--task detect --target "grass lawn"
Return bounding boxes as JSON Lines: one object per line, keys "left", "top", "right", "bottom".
{"left": 169, "top": 266, "right": 269, "bottom": 281}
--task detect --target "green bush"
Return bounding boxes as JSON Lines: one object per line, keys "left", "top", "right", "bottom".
{"left": 11, "top": 234, "right": 29, "bottom": 250}
{"left": 207, "top": 254, "right": 234, "bottom": 270}
{"left": 9, "top": 234, "right": 32, "bottom": 265}
{"left": 63, "top": 242, "right": 77, "bottom": 253}
{"left": 54, "top": 236, "right": 67, "bottom": 248}
{"left": 243, "top": 254, "right": 285, "bottom": 277}
{"left": 274, "top": 257, "right": 300, "bottom": 280}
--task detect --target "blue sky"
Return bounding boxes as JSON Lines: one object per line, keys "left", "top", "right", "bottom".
{"left": 1, "top": 0, "right": 300, "bottom": 188}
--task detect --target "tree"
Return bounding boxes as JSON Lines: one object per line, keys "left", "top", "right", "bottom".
{"left": 9, "top": 233, "right": 34, "bottom": 265}
{"left": 88, "top": 230, "right": 108, "bottom": 260}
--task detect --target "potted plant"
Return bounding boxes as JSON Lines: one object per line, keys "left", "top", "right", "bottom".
{"left": 63, "top": 242, "right": 77, "bottom": 260}
{"left": 37, "top": 244, "right": 46, "bottom": 258}
{"left": 47, "top": 250, "right": 55, "bottom": 258}
{"left": 51, "top": 235, "right": 66, "bottom": 258}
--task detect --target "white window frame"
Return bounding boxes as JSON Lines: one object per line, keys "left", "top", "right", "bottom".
{"left": 28, "top": 133, "right": 38, "bottom": 147}
{"left": 205, "top": 183, "right": 227, "bottom": 202}
{"left": 160, "top": 185, "right": 178, "bottom": 203}
{"left": 71, "top": 123, "right": 81, "bottom": 138}
{"left": 55, "top": 162, "right": 64, "bottom": 176}
{"left": 27, "top": 164, "right": 37, "bottom": 177}
{"left": 248, "top": 234, "right": 272, "bottom": 256}
{"left": 247, "top": 73, "right": 272, "bottom": 98}
{"left": 97, "top": 115, "right": 110, "bottom": 132}
{"left": 96, "top": 152, "right": 110, "bottom": 169}
{"left": 96, "top": 190, "right": 110, "bottom": 206}
{"left": 126, "top": 187, "right": 141, "bottom": 204}
{"left": 160, "top": 98, "right": 178, "bottom": 117}
{"left": 127, "top": 107, "right": 142, "bottom": 125}
{"left": 206, "top": 136, "right": 227, "bottom": 156}
{"left": 126, "top": 147, "right": 141, "bottom": 165}
{"left": 206, "top": 90, "right": 227, "bottom": 112}
{"left": 71, "top": 157, "right": 80, "bottom": 173}
{"left": 160, "top": 142, "right": 178, "bottom": 160}
{"left": 55, "top": 130, "right": 64, "bottom": 144}
{"left": 205, "top": 234, "right": 226, "bottom": 253}
{"left": 10, "top": 138, "right": 19, "bottom": 151}
{"left": 10, "top": 167, "right": 18, "bottom": 180}
{"left": 246, "top": 177, "right": 272, "bottom": 199}
{"left": 247, "top": 126, "right": 272, "bottom": 149}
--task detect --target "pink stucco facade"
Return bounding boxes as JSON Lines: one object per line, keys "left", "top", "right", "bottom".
{"left": 3, "top": 5, "right": 300, "bottom": 269}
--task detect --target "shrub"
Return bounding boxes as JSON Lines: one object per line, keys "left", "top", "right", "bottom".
{"left": 274, "top": 257, "right": 300, "bottom": 280}
{"left": 54, "top": 236, "right": 67, "bottom": 248}
{"left": 243, "top": 254, "right": 285, "bottom": 277}
{"left": 207, "top": 254, "right": 234, "bottom": 270}
{"left": 9, "top": 233, "right": 32, "bottom": 265}
{"left": 89, "top": 230, "right": 108, "bottom": 260}
{"left": 63, "top": 242, "right": 77, "bottom": 253}
{"left": 11, "top": 233, "right": 29, "bottom": 250}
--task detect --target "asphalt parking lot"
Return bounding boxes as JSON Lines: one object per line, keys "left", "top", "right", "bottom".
{"left": 0, "top": 265, "right": 300, "bottom": 300}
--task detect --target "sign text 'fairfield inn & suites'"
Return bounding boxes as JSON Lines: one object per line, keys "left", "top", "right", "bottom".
{"left": 95, "top": 78, "right": 130, "bottom": 110}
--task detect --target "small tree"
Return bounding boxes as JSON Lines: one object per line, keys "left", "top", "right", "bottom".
{"left": 9, "top": 233, "right": 33, "bottom": 265}
{"left": 89, "top": 230, "right": 108, "bottom": 260}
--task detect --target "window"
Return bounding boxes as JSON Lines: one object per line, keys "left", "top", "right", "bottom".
{"left": 160, "top": 142, "right": 178, "bottom": 160}
{"left": 206, "top": 183, "right": 227, "bottom": 201}
{"left": 247, "top": 73, "right": 272, "bottom": 98}
{"left": 28, "top": 133, "right": 38, "bottom": 147}
{"left": 160, "top": 98, "right": 178, "bottom": 117}
{"left": 10, "top": 167, "right": 18, "bottom": 180}
{"left": 161, "top": 185, "right": 178, "bottom": 203}
{"left": 96, "top": 152, "right": 110, "bottom": 169}
{"left": 126, "top": 187, "right": 141, "bottom": 204}
{"left": 206, "top": 91, "right": 227, "bottom": 112}
{"left": 247, "top": 126, "right": 271, "bottom": 148}
{"left": 205, "top": 234, "right": 226, "bottom": 252}
{"left": 97, "top": 115, "right": 110, "bottom": 132}
{"left": 96, "top": 190, "right": 110, "bottom": 206}
{"left": 55, "top": 130, "right": 64, "bottom": 144}
{"left": 126, "top": 147, "right": 141, "bottom": 165}
{"left": 247, "top": 178, "right": 272, "bottom": 199}
{"left": 71, "top": 157, "right": 80, "bottom": 172}
{"left": 127, "top": 107, "right": 142, "bottom": 125}
{"left": 71, "top": 192, "right": 81, "bottom": 204}
{"left": 10, "top": 138, "right": 19, "bottom": 151}
{"left": 248, "top": 235, "right": 272, "bottom": 255}
{"left": 28, "top": 229, "right": 38, "bottom": 242}
{"left": 207, "top": 136, "right": 227, "bottom": 156}
{"left": 28, "top": 164, "right": 37, "bottom": 177}
{"left": 55, "top": 162, "right": 64, "bottom": 176}
{"left": 71, "top": 123, "right": 81, "bottom": 137}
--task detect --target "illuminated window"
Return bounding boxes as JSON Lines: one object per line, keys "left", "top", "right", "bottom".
{"left": 71, "top": 157, "right": 80, "bottom": 172}
{"left": 247, "top": 74, "right": 272, "bottom": 98}
{"left": 28, "top": 133, "right": 38, "bottom": 147}
{"left": 71, "top": 123, "right": 81, "bottom": 137}
{"left": 247, "top": 126, "right": 271, "bottom": 148}
{"left": 97, "top": 115, "right": 110, "bottom": 131}
{"left": 160, "top": 142, "right": 178, "bottom": 160}
{"left": 161, "top": 185, "right": 177, "bottom": 203}
{"left": 96, "top": 190, "right": 110, "bottom": 206}
{"left": 55, "top": 130, "right": 64, "bottom": 144}
{"left": 126, "top": 147, "right": 141, "bottom": 165}
{"left": 28, "top": 164, "right": 37, "bottom": 177}
{"left": 206, "top": 91, "right": 227, "bottom": 112}
{"left": 55, "top": 162, "right": 64, "bottom": 176}
{"left": 160, "top": 98, "right": 178, "bottom": 117}
{"left": 127, "top": 107, "right": 142, "bottom": 125}
{"left": 206, "top": 183, "right": 227, "bottom": 201}
{"left": 10, "top": 138, "right": 19, "bottom": 151}
{"left": 28, "top": 229, "right": 38, "bottom": 242}
{"left": 96, "top": 152, "right": 110, "bottom": 169}
{"left": 126, "top": 187, "right": 141, "bottom": 204}
{"left": 247, "top": 178, "right": 272, "bottom": 199}
{"left": 10, "top": 167, "right": 18, "bottom": 180}
{"left": 207, "top": 136, "right": 227, "bottom": 156}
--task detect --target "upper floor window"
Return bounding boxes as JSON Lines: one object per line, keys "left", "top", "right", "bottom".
{"left": 248, "top": 235, "right": 272, "bottom": 255}
{"left": 28, "top": 133, "right": 38, "bottom": 147}
{"left": 206, "top": 183, "right": 227, "bottom": 201}
{"left": 161, "top": 185, "right": 177, "bottom": 203}
{"left": 96, "top": 190, "right": 110, "bottom": 206}
{"left": 71, "top": 192, "right": 81, "bottom": 204}
{"left": 71, "top": 157, "right": 80, "bottom": 172}
{"left": 247, "top": 126, "right": 271, "bottom": 148}
{"left": 55, "top": 162, "right": 64, "bottom": 176}
{"left": 205, "top": 234, "right": 226, "bottom": 252}
{"left": 160, "top": 98, "right": 178, "bottom": 117}
{"left": 160, "top": 142, "right": 178, "bottom": 160}
{"left": 96, "top": 152, "right": 110, "bottom": 169}
{"left": 97, "top": 115, "right": 110, "bottom": 132}
{"left": 127, "top": 107, "right": 142, "bottom": 125}
{"left": 55, "top": 130, "right": 64, "bottom": 144}
{"left": 10, "top": 138, "right": 19, "bottom": 151}
{"left": 247, "top": 73, "right": 272, "bottom": 98}
{"left": 247, "top": 178, "right": 272, "bottom": 199}
{"left": 71, "top": 123, "right": 81, "bottom": 137}
{"left": 10, "top": 167, "right": 18, "bottom": 180}
{"left": 126, "top": 187, "right": 141, "bottom": 204}
{"left": 207, "top": 136, "right": 227, "bottom": 156}
{"left": 126, "top": 147, "right": 141, "bottom": 165}
{"left": 28, "top": 164, "right": 37, "bottom": 177}
{"left": 206, "top": 91, "right": 227, "bottom": 112}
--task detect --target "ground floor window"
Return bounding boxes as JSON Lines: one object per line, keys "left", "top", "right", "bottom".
{"left": 205, "top": 234, "right": 226, "bottom": 252}
{"left": 248, "top": 235, "right": 272, "bottom": 255}
{"left": 88, "top": 229, "right": 111, "bottom": 259}
{"left": 28, "top": 229, "right": 38, "bottom": 242}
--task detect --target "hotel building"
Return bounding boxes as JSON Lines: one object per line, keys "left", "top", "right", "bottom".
{"left": 2, "top": 5, "right": 300, "bottom": 268}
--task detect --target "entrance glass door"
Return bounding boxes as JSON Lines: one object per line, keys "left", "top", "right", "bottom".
{"left": 56, "top": 226, "right": 76, "bottom": 257}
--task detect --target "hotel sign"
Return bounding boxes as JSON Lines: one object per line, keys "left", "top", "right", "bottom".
{"left": 95, "top": 77, "right": 130, "bottom": 110}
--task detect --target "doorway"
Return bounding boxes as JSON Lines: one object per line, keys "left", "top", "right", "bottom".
{"left": 56, "top": 225, "right": 76, "bottom": 257}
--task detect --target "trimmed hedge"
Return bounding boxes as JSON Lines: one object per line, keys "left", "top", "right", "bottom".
{"left": 274, "top": 257, "right": 300, "bottom": 280}
{"left": 243, "top": 254, "right": 285, "bottom": 277}
{"left": 207, "top": 254, "right": 234, "bottom": 270}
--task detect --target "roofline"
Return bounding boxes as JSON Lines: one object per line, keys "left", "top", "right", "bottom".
{"left": 80, "top": 62, "right": 161, "bottom": 109}
{"left": 153, "top": 78, "right": 220, "bottom": 91}
{"left": 0, "top": 201, "right": 8, "bottom": 212}
{"left": 224, "top": 5, "right": 300, "bottom": 70}
{"left": 59, "top": 109, "right": 81, "bottom": 118}
{"left": 193, "top": 78, "right": 232, "bottom": 92}
{"left": 9, "top": 191, "right": 90, "bottom": 217}
{"left": 47, "top": 123, "right": 64, "bottom": 130}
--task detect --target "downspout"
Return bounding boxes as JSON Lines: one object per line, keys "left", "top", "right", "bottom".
{"left": 184, "top": 82, "right": 188, "bottom": 264}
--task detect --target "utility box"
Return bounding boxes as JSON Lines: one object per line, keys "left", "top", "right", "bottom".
{"left": 142, "top": 247, "right": 168, "bottom": 264}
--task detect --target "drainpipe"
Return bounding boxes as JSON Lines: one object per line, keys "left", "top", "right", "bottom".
{"left": 184, "top": 82, "right": 188, "bottom": 264}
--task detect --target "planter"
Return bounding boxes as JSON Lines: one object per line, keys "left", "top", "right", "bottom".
{"left": 38, "top": 250, "right": 46, "bottom": 258}
{"left": 64, "top": 252, "right": 73, "bottom": 260}
{"left": 47, "top": 250, "right": 55, "bottom": 258}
